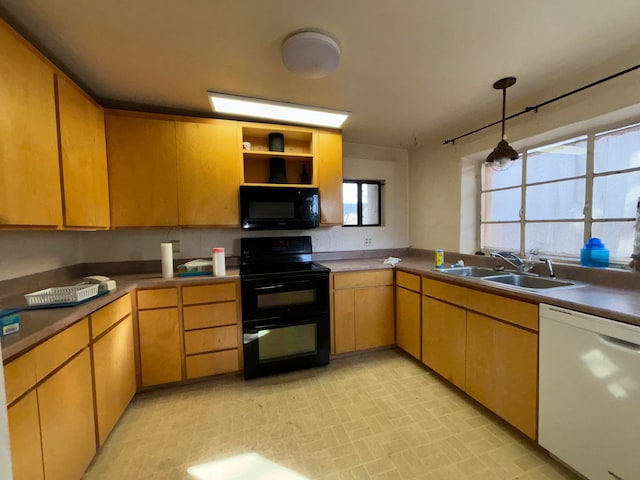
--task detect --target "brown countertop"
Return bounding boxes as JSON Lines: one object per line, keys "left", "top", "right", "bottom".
{"left": 1, "top": 270, "right": 239, "bottom": 362}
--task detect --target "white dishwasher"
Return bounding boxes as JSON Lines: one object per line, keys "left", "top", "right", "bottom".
{"left": 539, "top": 304, "right": 640, "bottom": 480}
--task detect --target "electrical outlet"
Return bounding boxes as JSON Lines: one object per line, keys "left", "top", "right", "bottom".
{"left": 364, "top": 237, "right": 373, "bottom": 247}
{"left": 170, "top": 240, "right": 180, "bottom": 253}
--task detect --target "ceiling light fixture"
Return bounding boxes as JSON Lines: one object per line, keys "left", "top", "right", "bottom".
{"left": 208, "top": 92, "right": 349, "bottom": 128}
{"left": 281, "top": 30, "right": 341, "bottom": 79}
{"left": 486, "top": 77, "right": 519, "bottom": 169}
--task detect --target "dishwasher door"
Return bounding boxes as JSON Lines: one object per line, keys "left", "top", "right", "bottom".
{"left": 539, "top": 304, "right": 640, "bottom": 480}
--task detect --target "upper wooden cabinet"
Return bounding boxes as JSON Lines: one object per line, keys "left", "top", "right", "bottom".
{"left": 0, "top": 20, "right": 61, "bottom": 227}
{"left": 106, "top": 112, "right": 179, "bottom": 227}
{"left": 176, "top": 120, "right": 241, "bottom": 226}
{"left": 56, "top": 75, "right": 110, "bottom": 228}
{"left": 317, "top": 131, "right": 343, "bottom": 225}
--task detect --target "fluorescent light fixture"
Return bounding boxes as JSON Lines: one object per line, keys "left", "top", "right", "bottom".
{"left": 208, "top": 92, "right": 349, "bottom": 128}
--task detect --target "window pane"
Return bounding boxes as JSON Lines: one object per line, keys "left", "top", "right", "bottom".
{"left": 594, "top": 123, "right": 640, "bottom": 173}
{"left": 525, "top": 222, "right": 584, "bottom": 257}
{"left": 481, "top": 222, "right": 520, "bottom": 252}
{"left": 362, "top": 183, "right": 380, "bottom": 225}
{"left": 482, "top": 159, "right": 522, "bottom": 190}
{"left": 526, "top": 179, "right": 585, "bottom": 220}
{"left": 343, "top": 183, "right": 358, "bottom": 225}
{"left": 481, "top": 188, "right": 521, "bottom": 222}
{"left": 592, "top": 221, "right": 635, "bottom": 261}
{"left": 526, "top": 136, "right": 587, "bottom": 183}
{"left": 592, "top": 171, "right": 640, "bottom": 219}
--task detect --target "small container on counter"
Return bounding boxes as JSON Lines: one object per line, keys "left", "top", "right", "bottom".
{"left": 212, "top": 247, "right": 226, "bottom": 276}
{"left": 435, "top": 249, "right": 444, "bottom": 268}
{"left": 580, "top": 237, "right": 609, "bottom": 268}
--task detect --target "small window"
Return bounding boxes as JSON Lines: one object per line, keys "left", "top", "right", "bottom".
{"left": 342, "top": 180, "right": 382, "bottom": 226}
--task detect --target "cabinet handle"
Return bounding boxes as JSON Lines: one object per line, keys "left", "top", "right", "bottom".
{"left": 598, "top": 334, "right": 640, "bottom": 353}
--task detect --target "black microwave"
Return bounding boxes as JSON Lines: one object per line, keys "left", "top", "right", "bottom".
{"left": 240, "top": 186, "right": 320, "bottom": 230}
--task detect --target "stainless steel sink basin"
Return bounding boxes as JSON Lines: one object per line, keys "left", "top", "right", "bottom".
{"left": 483, "top": 274, "right": 575, "bottom": 289}
{"left": 438, "top": 266, "right": 509, "bottom": 278}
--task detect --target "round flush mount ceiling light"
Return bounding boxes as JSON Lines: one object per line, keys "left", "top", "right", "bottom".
{"left": 281, "top": 31, "right": 341, "bottom": 79}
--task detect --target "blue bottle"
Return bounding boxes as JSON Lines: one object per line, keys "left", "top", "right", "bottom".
{"left": 580, "top": 238, "right": 609, "bottom": 268}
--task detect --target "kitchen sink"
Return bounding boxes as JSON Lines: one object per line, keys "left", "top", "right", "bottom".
{"left": 438, "top": 266, "right": 508, "bottom": 278}
{"left": 483, "top": 274, "right": 575, "bottom": 289}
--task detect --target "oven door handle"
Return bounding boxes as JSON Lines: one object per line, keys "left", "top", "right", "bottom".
{"left": 254, "top": 284, "right": 285, "bottom": 291}
{"left": 243, "top": 315, "right": 325, "bottom": 331}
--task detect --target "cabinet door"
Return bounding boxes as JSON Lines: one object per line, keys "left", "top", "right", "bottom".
{"left": 422, "top": 297, "right": 466, "bottom": 389}
{"left": 176, "top": 121, "right": 241, "bottom": 226}
{"left": 0, "top": 21, "right": 61, "bottom": 226}
{"left": 317, "top": 131, "right": 343, "bottom": 225}
{"left": 106, "top": 114, "right": 178, "bottom": 226}
{"left": 57, "top": 75, "right": 110, "bottom": 228}
{"left": 7, "top": 391, "right": 44, "bottom": 480}
{"left": 334, "top": 288, "right": 356, "bottom": 353}
{"left": 395, "top": 286, "right": 421, "bottom": 359}
{"left": 138, "top": 308, "right": 182, "bottom": 386}
{"left": 93, "top": 316, "right": 136, "bottom": 445}
{"left": 466, "top": 311, "right": 538, "bottom": 439}
{"left": 38, "top": 349, "right": 96, "bottom": 480}
{"left": 355, "top": 285, "right": 394, "bottom": 350}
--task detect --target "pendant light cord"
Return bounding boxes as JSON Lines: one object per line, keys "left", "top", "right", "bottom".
{"left": 443, "top": 63, "right": 640, "bottom": 145}
{"left": 501, "top": 87, "right": 506, "bottom": 139}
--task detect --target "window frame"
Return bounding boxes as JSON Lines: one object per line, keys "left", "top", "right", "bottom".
{"left": 479, "top": 118, "right": 640, "bottom": 264}
{"left": 342, "top": 179, "right": 383, "bottom": 227}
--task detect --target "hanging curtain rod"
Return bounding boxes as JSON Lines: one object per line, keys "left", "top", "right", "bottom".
{"left": 443, "top": 63, "right": 640, "bottom": 145}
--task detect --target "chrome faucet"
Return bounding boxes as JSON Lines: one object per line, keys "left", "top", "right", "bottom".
{"left": 491, "top": 251, "right": 526, "bottom": 272}
{"left": 540, "top": 258, "right": 556, "bottom": 278}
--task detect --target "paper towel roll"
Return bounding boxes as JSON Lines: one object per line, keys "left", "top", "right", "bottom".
{"left": 161, "top": 243, "right": 174, "bottom": 278}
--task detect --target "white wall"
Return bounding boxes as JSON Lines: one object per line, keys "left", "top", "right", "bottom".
{"left": 0, "top": 142, "right": 408, "bottom": 280}
{"left": 408, "top": 56, "right": 640, "bottom": 253}
{"left": 0, "top": 231, "right": 84, "bottom": 282}
{"left": 0, "top": 343, "right": 12, "bottom": 479}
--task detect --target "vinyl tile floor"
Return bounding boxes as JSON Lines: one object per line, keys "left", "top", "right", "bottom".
{"left": 83, "top": 349, "right": 581, "bottom": 480}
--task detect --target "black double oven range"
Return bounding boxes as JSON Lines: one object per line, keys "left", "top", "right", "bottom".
{"left": 240, "top": 236, "right": 330, "bottom": 379}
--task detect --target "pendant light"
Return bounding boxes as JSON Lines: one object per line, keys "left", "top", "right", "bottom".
{"left": 486, "top": 77, "right": 519, "bottom": 168}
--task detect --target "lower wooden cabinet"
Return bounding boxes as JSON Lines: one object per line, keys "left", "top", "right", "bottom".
{"left": 422, "top": 296, "right": 466, "bottom": 390}
{"left": 38, "top": 348, "right": 96, "bottom": 480}
{"left": 92, "top": 315, "right": 136, "bottom": 445}
{"left": 395, "top": 271, "right": 422, "bottom": 360}
{"left": 7, "top": 390, "right": 44, "bottom": 480}
{"left": 466, "top": 311, "right": 538, "bottom": 439}
{"left": 333, "top": 270, "right": 394, "bottom": 353}
{"left": 138, "top": 308, "right": 182, "bottom": 386}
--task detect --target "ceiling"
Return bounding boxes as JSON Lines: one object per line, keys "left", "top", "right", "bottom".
{"left": 2, "top": 0, "right": 640, "bottom": 148}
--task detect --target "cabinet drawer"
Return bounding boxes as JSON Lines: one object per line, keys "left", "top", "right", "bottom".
{"left": 185, "top": 349, "right": 239, "bottom": 379}
{"left": 182, "top": 282, "right": 236, "bottom": 305}
{"left": 396, "top": 270, "right": 421, "bottom": 292}
{"left": 3, "top": 350, "right": 37, "bottom": 405}
{"left": 184, "top": 325, "right": 238, "bottom": 355}
{"left": 91, "top": 293, "right": 132, "bottom": 339}
{"left": 35, "top": 318, "right": 89, "bottom": 382}
{"left": 183, "top": 302, "right": 237, "bottom": 330}
{"left": 334, "top": 270, "right": 393, "bottom": 289}
{"left": 422, "top": 278, "right": 467, "bottom": 307}
{"left": 467, "top": 289, "right": 538, "bottom": 331}
{"left": 137, "top": 287, "right": 178, "bottom": 309}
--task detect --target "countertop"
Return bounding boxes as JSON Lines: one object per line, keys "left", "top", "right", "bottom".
{"left": 1, "top": 270, "right": 239, "bottom": 362}
{"left": 3, "top": 256, "right": 639, "bottom": 362}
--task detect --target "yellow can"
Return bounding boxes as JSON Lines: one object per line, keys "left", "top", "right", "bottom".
{"left": 435, "top": 249, "right": 444, "bottom": 268}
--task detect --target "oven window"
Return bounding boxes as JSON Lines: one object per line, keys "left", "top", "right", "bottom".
{"left": 257, "top": 289, "right": 316, "bottom": 309}
{"left": 249, "top": 201, "right": 294, "bottom": 219}
{"left": 258, "top": 324, "right": 316, "bottom": 361}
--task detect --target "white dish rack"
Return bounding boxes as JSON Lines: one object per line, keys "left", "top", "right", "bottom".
{"left": 24, "top": 285, "right": 99, "bottom": 307}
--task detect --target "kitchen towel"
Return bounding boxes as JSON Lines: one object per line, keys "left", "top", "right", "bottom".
{"left": 161, "top": 243, "right": 174, "bottom": 278}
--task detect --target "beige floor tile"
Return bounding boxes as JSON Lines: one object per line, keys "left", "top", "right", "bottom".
{"left": 83, "top": 349, "right": 579, "bottom": 480}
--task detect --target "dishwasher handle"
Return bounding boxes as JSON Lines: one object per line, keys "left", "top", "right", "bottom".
{"left": 599, "top": 334, "right": 640, "bottom": 353}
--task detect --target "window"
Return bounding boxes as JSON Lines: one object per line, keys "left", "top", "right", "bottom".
{"left": 480, "top": 122, "right": 640, "bottom": 263}
{"left": 343, "top": 180, "right": 382, "bottom": 226}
